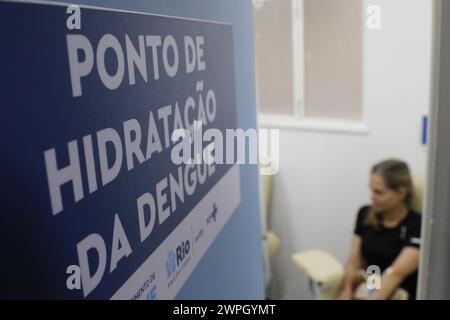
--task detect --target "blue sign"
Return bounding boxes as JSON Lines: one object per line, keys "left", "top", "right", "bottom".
{"left": 0, "top": 1, "right": 239, "bottom": 299}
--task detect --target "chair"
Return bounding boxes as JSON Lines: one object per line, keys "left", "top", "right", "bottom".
{"left": 292, "top": 250, "right": 344, "bottom": 299}
{"left": 260, "top": 158, "right": 280, "bottom": 291}
{"left": 261, "top": 173, "right": 280, "bottom": 258}
{"left": 291, "top": 177, "right": 423, "bottom": 300}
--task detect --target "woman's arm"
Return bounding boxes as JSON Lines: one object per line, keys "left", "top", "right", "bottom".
{"left": 336, "top": 235, "right": 363, "bottom": 300}
{"left": 367, "top": 246, "right": 420, "bottom": 300}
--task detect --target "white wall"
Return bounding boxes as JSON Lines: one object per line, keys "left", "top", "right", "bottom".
{"left": 265, "top": 0, "right": 433, "bottom": 299}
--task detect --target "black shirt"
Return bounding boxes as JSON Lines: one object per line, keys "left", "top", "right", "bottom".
{"left": 354, "top": 205, "right": 421, "bottom": 299}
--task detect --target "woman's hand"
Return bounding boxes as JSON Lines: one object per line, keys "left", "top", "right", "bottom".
{"left": 367, "top": 247, "right": 420, "bottom": 300}
{"left": 336, "top": 235, "right": 363, "bottom": 300}
{"left": 336, "top": 285, "right": 353, "bottom": 300}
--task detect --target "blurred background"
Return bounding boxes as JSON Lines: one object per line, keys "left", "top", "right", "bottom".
{"left": 253, "top": 0, "right": 432, "bottom": 299}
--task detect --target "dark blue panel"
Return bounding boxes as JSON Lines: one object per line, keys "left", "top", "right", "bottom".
{"left": 0, "top": 1, "right": 236, "bottom": 299}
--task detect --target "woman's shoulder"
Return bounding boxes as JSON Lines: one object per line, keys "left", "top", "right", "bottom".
{"left": 357, "top": 205, "right": 372, "bottom": 217}
{"left": 355, "top": 205, "right": 372, "bottom": 224}
{"left": 354, "top": 205, "right": 373, "bottom": 235}
{"left": 406, "top": 209, "right": 422, "bottom": 226}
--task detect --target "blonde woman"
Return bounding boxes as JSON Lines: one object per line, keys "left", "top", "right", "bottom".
{"left": 337, "top": 159, "right": 421, "bottom": 300}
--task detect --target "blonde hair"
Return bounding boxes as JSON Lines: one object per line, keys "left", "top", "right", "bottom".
{"left": 365, "top": 159, "right": 413, "bottom": 228}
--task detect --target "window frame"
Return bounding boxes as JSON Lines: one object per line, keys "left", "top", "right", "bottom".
{"left": 257, "top": 0, "right": 369, "bottom": 136}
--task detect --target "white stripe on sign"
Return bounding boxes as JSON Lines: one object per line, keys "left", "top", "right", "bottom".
{"left": 110, "top": 164, "right": 241, "bottom": 300}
